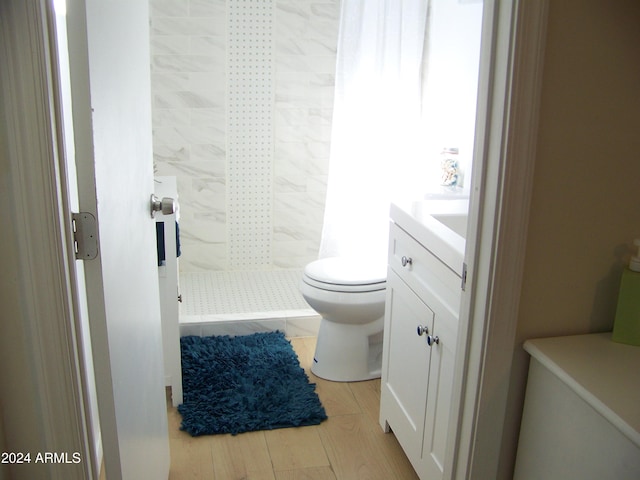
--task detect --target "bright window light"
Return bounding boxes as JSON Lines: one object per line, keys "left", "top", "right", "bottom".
{"left": 53, "top": 0, "right": 66, "bottom": 16}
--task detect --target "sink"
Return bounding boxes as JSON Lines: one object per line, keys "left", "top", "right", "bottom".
{"left": 431, "top": 212, "right": 468, "bottom": 238}
{"left": 390, "top": 197, "right": 469, "bottom": 276}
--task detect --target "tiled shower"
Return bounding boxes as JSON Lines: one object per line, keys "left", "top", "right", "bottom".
{"left": 149, "top": 0, "right": 340, "bottom": 328}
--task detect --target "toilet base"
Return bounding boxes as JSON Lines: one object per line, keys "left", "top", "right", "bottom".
{"left": 311, "top": 317, "right": 384, "bottom": 382}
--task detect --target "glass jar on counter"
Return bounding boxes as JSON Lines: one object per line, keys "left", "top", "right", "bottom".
{"left": 440, "top": 147, "right": 460, "bottom": 186}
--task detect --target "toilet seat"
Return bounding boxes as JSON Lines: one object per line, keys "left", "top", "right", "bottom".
{"left": 302, "top": 257, "right": 386, "bottom": 293}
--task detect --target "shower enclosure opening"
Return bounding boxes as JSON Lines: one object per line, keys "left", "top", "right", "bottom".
{"left": 150, "top": 0, "right": 339, "bottom": 336}
{"left": 150, "top": 0, "right": 483, "bottom": 336}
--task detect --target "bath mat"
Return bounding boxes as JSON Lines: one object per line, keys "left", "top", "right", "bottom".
{"left": 178, "top": 331, "right": 327, "bottom": 436}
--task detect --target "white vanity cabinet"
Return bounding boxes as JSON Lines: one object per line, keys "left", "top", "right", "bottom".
{"left": 380, "top": 220, "right": 462, "bottom": 480}
{"left": 154, "top": 176, "right": 182, "bottom": 406}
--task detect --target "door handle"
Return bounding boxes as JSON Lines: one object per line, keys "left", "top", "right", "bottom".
{"left": 427, "top": 335, "right": 439, "bottom": 346}
{"left": 150, "top": 194, "right": 176, "bottom": 218}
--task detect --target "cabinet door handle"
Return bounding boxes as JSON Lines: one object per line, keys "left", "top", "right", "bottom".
{"left": 417, "top": 325, "right": 429, "bottom": 336}
{"left": 401, "top": 256, "right": 413, "bottom": 267}
{"left": 427, "top": 335, "right": 440, "bottom": 346}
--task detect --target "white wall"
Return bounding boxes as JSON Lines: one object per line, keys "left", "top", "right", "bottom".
{"left": 421, "top": 0, "right": 483, "bottom": 193}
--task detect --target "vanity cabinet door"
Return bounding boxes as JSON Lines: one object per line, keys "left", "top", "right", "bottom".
{"left": 380, "top": 270, "right": 459, "bottom": 480}
{"left": 420, "top": 291, "right": 458, "bottom": 480}
{"left": 380, "top": 269, "right": 435, "bottom": 468}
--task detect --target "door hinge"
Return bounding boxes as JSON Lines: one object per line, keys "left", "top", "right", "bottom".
{"left": 461, "top": 262, "right": 468, "bottom": 291}
{"left": 72, "top": 212, "right": 98, "bottom": 260}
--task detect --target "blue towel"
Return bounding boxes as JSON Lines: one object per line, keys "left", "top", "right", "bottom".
{"left": 156, "top": 222, "right": 165, "bottom": 266}
{"left": 176, "top": 222, "right": 181, "bottom": 258}
{"left": 156, "top": 222, "right": 181, "bottom": 266}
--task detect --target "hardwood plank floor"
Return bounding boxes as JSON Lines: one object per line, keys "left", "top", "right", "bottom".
{"left": 167, "top": 336, "right": 419, "bottom": 480}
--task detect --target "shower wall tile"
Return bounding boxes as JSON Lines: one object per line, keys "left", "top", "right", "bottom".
{"left": 179, "top": 217, "right": 226, "bottom": 245}
{"left": 153, "top": 145, "right": 190, "bottom": 165}
{"left": 193, "top": 176, "right": 226, "bottom": 195}
{"left": 180, "top": 127, "right": 224, "bottom": 146}
{"left": 274, "top": 140, "right": 330, "bottom": 167}
{"left": 189, "top": 108, "right": 224, "bottom": 126}
{"left": 153, "top": 125, "right": 224, "bottom": 146}
{"left": 190, "top": 36, "right": 225, "bottom": 56}
{"left": 276, "top": 55, "right": 337, "bottom": 75}
{"left": 151, "top": 72, "right": 190, "bottom": 91}
{"left": 275, "top": 34, "right": 338, "bottom": 56}
{"left": 273, "top": 149, "right": 305, "bottom": 173}
{"left": 273, "top": 0, "right": 339, "bottom": 270}
{"left": 226, "top": 0, "right": 275, "bottom": 271}
{"left": 149, "top": 0, "right": 189, "bottom": 17}
{"left": 277, "top": 123, "right": 332, "bottom": 144}
{"left": 150, "top": 0, "right": 338, "bottom": 272}
{"left": 306, "top": 142, "right": 333, "bottom": 165}
{"left": 152, "top": 54, "right": 220, "bottom": 73}
{"left": 189, "top": 72, "right": 226, "bottom": 92}
{"left": 153, "top": 108, "right": 191, "bottom": 126}
{"left": 185, "top": 173, "right": 226, "bottom": 198}
{"left": 190, "top": 144, "right": 225, "bottom": 165}
{"left": 150, "top": 36, "right": 189, "bottom": 55}
{"left": 179, "top": 245, "right": 227, "bottom": 271}
{"left": 308, "top": 106, "right": 334, "bottom": 125}
{"left": 190, "top": 0, "right": 225, "bottom": 18}
{"left": 273, "top": 247, "right": 322, "bottom": 269}
{"left": 153, "top": 90, "right": 219, "bottom": 109}
{"left": 306, "top": 174, "right": 328, "bottom": 193}
{"left": 150, "top": 17, "right": 224, "bottom": 37}
{"left": 182, "top": 217, "right": 226, "bottom": 245}
{"left": 273, "top": 224, "right": 318, "bottom": 243}
{"left": 273, "top": 222, "right": 322, "bottom": 243}
{"left": 274, "top": 176, "right": 306, "bottom": 194}
{"left": 273, "top": 190, "right": 326, "bottom": 265}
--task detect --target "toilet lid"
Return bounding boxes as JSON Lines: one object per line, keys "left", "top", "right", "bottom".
{"left": 303, "top": 257, "right": 386, "bottom": 287}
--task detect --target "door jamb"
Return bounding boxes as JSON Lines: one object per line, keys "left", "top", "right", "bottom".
{"left": 0, "top": 0, "right": 97, "bottom": 478}
{"left": 451, "top": 0, "right": 549, "bottom": 478}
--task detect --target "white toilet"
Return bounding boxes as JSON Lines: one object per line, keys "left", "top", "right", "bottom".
{"left": 300, "top": 257, "right": 387, "bottom": 382}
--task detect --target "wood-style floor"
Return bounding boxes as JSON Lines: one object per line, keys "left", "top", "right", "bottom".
{"left": 166, "top": 336, "right": 419, "bottom": 480}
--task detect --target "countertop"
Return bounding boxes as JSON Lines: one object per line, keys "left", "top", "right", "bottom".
{"left": 524, "top": 332, "right": 640, "bottom": 448}
{"left": 390, "top": 198, "right": 467, "bottom": 276}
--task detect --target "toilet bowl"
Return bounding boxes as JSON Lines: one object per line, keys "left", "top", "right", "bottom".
{"left": 300, "top": 257, "right": 387, "bottom": 382}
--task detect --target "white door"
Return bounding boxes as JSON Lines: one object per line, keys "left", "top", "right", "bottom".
{"left": 65, "top": 0, "right": 170, "bottom": 478}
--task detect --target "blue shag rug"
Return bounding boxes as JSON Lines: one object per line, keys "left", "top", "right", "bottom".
{"left": 178, "top": 331, "right": 327, "bottom": 436}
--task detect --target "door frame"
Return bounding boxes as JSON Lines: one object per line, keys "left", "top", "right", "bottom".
{"left": 451, "top": 0, "right": 548, "bottom": 478}
{"left": 1, "top": 0, "right": 548, "bottom": 478}
{"left": 0, "top": 0, "right": 96, "bottom": 478}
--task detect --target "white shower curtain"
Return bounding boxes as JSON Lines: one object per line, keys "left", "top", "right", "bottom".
{"left": 319, "top": 0, "right": 430, "bottom": 261}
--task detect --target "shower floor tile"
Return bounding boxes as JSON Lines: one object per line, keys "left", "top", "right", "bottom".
{"left": 178, "top": 270, "right": 319, "bottom": 337}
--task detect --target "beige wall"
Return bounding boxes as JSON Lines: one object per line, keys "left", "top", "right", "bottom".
{"left": 500, "top": 1, "right": 640, "bottom": 477}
